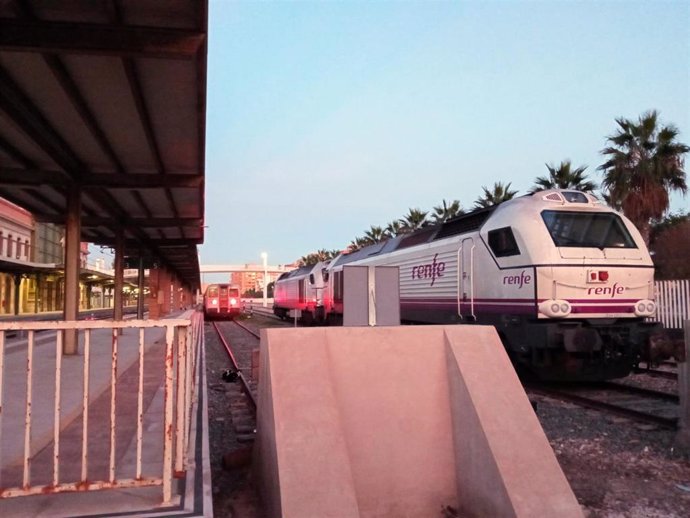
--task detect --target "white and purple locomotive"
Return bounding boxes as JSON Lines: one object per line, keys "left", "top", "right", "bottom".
{"left": 273, "top": 261, "right": 330, "bottom": 324}
{"left": 278, "top": 190, "right": 660, "bottom": 380}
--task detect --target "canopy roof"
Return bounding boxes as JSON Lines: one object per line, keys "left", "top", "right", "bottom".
{"left": 0, "top": 0, "right": 207, "bottom": 289}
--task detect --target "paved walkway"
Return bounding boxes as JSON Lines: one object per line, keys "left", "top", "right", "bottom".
{"left": 0, "top": 311, "right": 212, "bottom": 517}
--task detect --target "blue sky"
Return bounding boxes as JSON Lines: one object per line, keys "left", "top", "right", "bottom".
{"left": 200, "top": 0, "right": 690, "bottom": 268}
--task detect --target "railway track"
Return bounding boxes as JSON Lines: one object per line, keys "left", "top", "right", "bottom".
{"left": 633, "top": 366, "right": 678, "bottom": 380}
{"left": 210, "top": 320, "right": 259, "bottom": 412}
{"left": 526, "top": 381, "right": 679, "bottom": 430}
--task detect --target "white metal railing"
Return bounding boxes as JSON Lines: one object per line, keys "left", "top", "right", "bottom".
{"left": 654, "top": 280, "right": 690, "bottom": 329}
{"left": 0, "top": 311, "right": 202, "bottom": 504}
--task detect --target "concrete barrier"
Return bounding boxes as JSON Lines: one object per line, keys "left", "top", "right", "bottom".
{"left": 254, "top": 326, "right": 583, "bottom": 518}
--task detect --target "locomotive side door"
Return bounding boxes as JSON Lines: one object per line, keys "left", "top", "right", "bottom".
{"left": 457, "top": 237, "right": 475, "bottom": 320}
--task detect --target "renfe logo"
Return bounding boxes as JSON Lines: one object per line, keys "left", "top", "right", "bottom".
{"left": 503, "top": 270, "right": 531, "bottom": 289}
{"left": 587, "top": 283, "right": 626, "bottom": 297}
{"left": 411, "top": 253, "right": 446, "bottom": 286}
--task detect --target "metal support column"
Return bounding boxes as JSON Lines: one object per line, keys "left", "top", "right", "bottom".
{"left": 137, "top": 254, "right": 145, "bottom": 319}
{"left": 63, "top": 185, "right": 81, "bottom": 355}
{"left": 35, "top": 274, "right": 41, "bottom": 313}
{"left": 12, "top": 273, "right": 21, "bottom": 315}
{"left": 113, "top": 229, "right": 124, "bottom": 325}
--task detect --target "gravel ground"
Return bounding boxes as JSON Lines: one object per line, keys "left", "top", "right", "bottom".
{"left": 205, "top": 318, "right": 690, "bottom": 517}
{"left": 534, "top": 391, "right": 690, "bottom": 517}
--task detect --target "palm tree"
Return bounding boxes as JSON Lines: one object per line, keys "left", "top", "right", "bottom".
{"left": 473, "top": 182, "right": 518, "bottom": 209}
{"left": 532, "top": 160, "right": 596, "bottom": 192}
{"left": 598, "top": 110, "right": 689, "bottom": 245}
{"left": 363, "top": 225, "right": 386, "bottom": 244}
{"left": 431, "top": 199, "right": 464, "bottom": 223}
{"left": 298, "top": 248, "right": 340, "bottom": 266}
{"left": 384, "top": 220, "right": 404, "bottom": 237}
{"left": 298, "top": 253, "right": 317, "bottom": 266}
{"left": 347, "top": 236, "right": 369, "bottom": 253}
{"left": 398, "top": 208, "right": 429, "bottom": 234}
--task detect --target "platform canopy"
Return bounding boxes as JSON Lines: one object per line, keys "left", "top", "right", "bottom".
{"left": 0, "top": 0, "right": 207, "bottom": 290}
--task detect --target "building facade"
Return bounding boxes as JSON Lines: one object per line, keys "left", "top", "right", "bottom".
{"left": 0, "top": 197, "right": 127, "bottom": 316}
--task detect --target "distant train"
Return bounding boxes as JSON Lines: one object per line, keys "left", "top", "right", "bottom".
{"left": 203, "top": 283, "right": 241, "bottom": 320}
{"left": 272, "top": 262, "right": 329, "bottom": 324}
{"left": 274, "top": 189, "right": 661, "bottom": 381}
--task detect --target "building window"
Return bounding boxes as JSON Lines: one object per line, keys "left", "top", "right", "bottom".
{"left": 16, "top": 236, "right": 21, "bottom": 259}
{"left": 24, "top": 239, "right": 30, "bottom": 260}
{"left": 6, "top": 234, "right": 12, "bottom": 258}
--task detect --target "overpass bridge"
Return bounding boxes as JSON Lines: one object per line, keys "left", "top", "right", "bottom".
{"left": 200, "top": 264, "right": 294, "bottom": 275}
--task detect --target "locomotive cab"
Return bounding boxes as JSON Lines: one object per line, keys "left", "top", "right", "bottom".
{"left": 479, "top": 190, "right": 660, "bottom": 380}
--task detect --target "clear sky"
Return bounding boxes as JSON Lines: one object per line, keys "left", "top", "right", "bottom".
{"left": 200, "top": 0, "right": 690, "bottom": 269}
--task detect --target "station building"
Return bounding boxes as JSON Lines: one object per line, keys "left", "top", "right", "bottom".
{"left": 0, "top": 196, "right": 138, "bottom": 317}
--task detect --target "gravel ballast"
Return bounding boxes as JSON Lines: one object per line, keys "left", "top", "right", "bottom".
{"left": 205, "top": 317, "right": 690, "bottom": 517}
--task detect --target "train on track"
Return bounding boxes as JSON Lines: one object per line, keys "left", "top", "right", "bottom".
{"left": 203, "top": 283, "right": 241, "bottom": 320}
{"left": 273, "top": 262, "right": 329, "bottom": 324}
{"left": 273, "top": 189, "right": 661, "bottom": 381}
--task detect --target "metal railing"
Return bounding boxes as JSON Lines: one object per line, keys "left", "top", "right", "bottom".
{"left": 654, "top": 279, "right": 690, "bottom": 329}
{"left": 0, "top": 311, "right": 203, "bottom": 504}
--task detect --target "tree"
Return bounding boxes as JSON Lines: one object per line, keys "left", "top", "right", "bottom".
{"left": 431, "top": 199, "right": 464, "bottom": 223}
{"left": 347, "top": 236, "right": 369, "bottom": 253}
{"left": 650, "top": 210, "right": 689, "bottom": 246}
{"left": 598, "top": 110, "right": 689, "bottom": 245}
{"left": 531, "top": 160, "right": 596, "bottom": 192}
{"left": 299, "top": 248, "right": 340, "bottom": 266}
{"left": 650, "top": 219, "right": 690, "bottom": 279}
{"left": 363, "top": 225, "right": 386, "bottom": 244}
{"left": 384, "top": 220, "right": 403, "bottom": 237}
{"left": 473, "top": 182, "right": 518, "bottom": 209}
{"left": 398, "top": 208, "right": 429, "bottom": 234}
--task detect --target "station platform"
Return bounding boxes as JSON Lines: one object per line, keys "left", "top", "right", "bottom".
{"left": 0, "top": 311, "right": 212, "bottom": 517}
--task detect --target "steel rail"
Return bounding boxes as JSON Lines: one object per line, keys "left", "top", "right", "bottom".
{"left": 211, "top": 321, "right": 256, "bottom": 411}
{"left": 232, "top": 319, "right": 260, "bottom": 339}
{"left": 601, "top": 381, "right": 679, "bottom": 402}
{"left": 526, "top": 385, "right": 678, "bottom": 430}
{"left": 633, "top": 367, "right": 677, "bottom": 380}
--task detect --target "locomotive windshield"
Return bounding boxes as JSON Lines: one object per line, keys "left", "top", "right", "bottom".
{"left": 541, "top": 210, "right": 637, "bottom": 249}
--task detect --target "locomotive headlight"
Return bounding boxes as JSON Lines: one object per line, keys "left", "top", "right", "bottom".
{"left": 539, "top": 299, "right": 571, "bottom": 318}
{"left": 211, "top": 298, "right": 218, "bottom": 305}
{"left": 634, "top": 299, "right": 656, "bottom": 317}
{"left": 230, "top": 298, "right": 237, "bottom": 306}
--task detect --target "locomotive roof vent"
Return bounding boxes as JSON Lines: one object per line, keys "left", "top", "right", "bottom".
{"left": 540, "top": 190, "right": 597, "bottom": 204}
{"left": 562, "top": 191, "right": 589, "bottom": 203}
{"left": 542, "top": 192, "right": 564, "bottom": 202}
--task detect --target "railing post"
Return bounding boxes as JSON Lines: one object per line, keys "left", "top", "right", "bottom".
{"left": 0, "top": 331, "right": 5, "bottom": 487}
{"left": 676, "top": 320, "right": 690, "bottom": 451}
{"left": 175, "top": 325, "right": 187, "bottom": 475}
{"left": 162, "top": 324, "right": 175, "bottom": 503}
